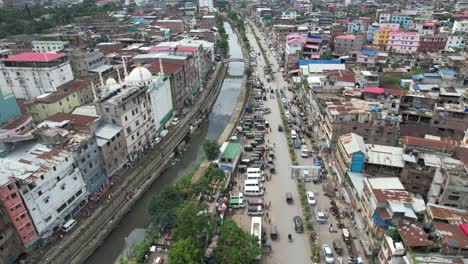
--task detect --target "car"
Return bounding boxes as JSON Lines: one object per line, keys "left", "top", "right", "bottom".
{"left": 171, "top": 117, "right": 180, "bottom": 125}
{"left": 282, "top": 97, "right": 287, "bottom": 103}
{"left": 154, "top": 137, "right": 162, "bottom": 144}
{"left": 322, "top": 244, "right": 334, "bottom": 263}
{"left": 285, "top": 111, "right": 290, "bottom": 118}
{"left": 278, "top": 125, "right": 283, "bottom": 132}
{"left": 263, "top": 107, "right": 271, "bottom": 114}
{"left": 293, "top": 216, "right": 304, "bottom": 232}
{"left": 306, "top": 191, "right": 316, "bottom": 205}
{"left": 286, "top": 192, "right": 293, "bottom": 203}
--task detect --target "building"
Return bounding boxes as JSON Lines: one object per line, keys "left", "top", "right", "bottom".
{"left": 387, "top": 32, "right": 420, "bottom": 54}
{"left": 0, "top": 116, "right": 34, "bottom": 140}
{"left": 23, "top": 80, "right": 94, "bottom": 123}
{"left": 31, "top": 41, "right": 70, "bottom": 53}
{"left": 377, "top": 233, "right": 408, "bottom": 264}
{"left": 347, "top": 19, "right": 367, "bottom": 33}
{"left": 418, "top": 35, "right": 447, "bottom": 53}
{"left": 96, "top": 67, "right": 157, "bottom": 160}
{"left": 299, "top": 60, "right": 346, "bottom": 76}
{"left": 69, "top": 49, "right": 107, "bottom": 76}
{"left": 363, "top": 144, "right": 404, "bottom": 177}
{"left": 373, "top": 27, "right": 397, "bottom": 47}
{"left": 94, "top": 124, "right": 127, "bottom": 177}
{"left": 0, "top": 86, "right": 21, "bottom": 125}
{"left": 0, "top": 202, "right": 24, "bottom": 263}
{"left": 146, "top": 75, "right": 174, "bottom": 132}
{"left": 0, "top": 143, "right": 87, "bottom": 237}
{"left": 281, "top": 10, "right": 297, "bottom": 21}
{"left": 356, "top": 50, "right": 378, "bottom": 66}
{"left": 41, "top": 113, "right": 108, "bottom": 196}
{"left": 155, "top": 20, "right": 184, "bottom": 34}
{"left": 390, "top": 15, "right": 413, "bottom": 28}
{"left": 445, "top": 35, "right": 465, "bottom": 51}
{"left": 333, "top": 34, "right": 364, "bottom": 55}
{"left": 452, "top": 20, "right": 468, "bottom": 33}
{"left": 198, "top": 0, "right": 213, "bottom": 12}
{"left": 285, "top": 34, "right": 305, "bottom": 71}
{"left": 0, "top": 53, "right": 74, "bottom": 100}
{"left": 427, "top": 158, "right": 468, "bottom": 210}
{"left": 335, "top": 133, "right": 367, "bottom": 178}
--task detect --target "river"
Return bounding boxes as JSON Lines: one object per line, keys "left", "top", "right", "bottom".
{"left": 84, "top": 22, "right": 244, "bottom": 264}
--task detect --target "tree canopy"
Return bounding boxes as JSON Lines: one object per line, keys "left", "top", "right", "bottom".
{"left": 147, "top": 186, "right": 184, "bottom": 229}
{"left": 173, "top": 201, "right": 214, "bottom": 247}
{"left": 203, "top": 140, "right": 221, "bottom": 161}
{"left": 215, "top": 220, "right": 263, "bottom": 264}
{"left": 168, "top": 239, "right": 201, "bottom": 264}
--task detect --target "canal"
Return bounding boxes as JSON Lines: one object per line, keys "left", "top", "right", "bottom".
{"left": 84, "top": 22, "right": 244, "bottom": 264}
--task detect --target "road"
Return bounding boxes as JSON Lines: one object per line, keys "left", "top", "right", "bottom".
{"left": 247, "top": 20, "right": 360, "bottom": 264}
{"left": 244, "top": 22, "right": 311, "bottom": 264}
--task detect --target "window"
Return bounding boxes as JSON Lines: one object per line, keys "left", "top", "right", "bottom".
{"left": 11, "top": 193, "right": 17, "bottom": 199}
{"left": 57, "top": 203, "right": 67, "bottom": 213}
{"left": 448, "top": 195, "right": 460, "bottom": 201}
{"left": 45, "top": 216, "right": 52, "bottom": 222}
{"left": 38, "top": 191, "right": 43, "bottom": 196}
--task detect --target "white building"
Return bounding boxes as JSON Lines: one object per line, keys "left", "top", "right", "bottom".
{"left": 281, "top": 10, "right": 297, "bottom": 20}
{"left": 147, "top": 75, "right": 173, "bottom": 132}
{"left": 31, "top": 41, "right": 70, "bottom": 53}
{"left": 347, "top": 19, "right": 367, "bottom": 33}
{"left": 445, "top": 35, "right": 465, "bottom": 50}
{"left": 452, "top": 20, "right": 468, "bottom": 33}
{"left": 198, "top": 0, "right": 213, "bottom": 12}
{"left": 0, "top": 143, "right": 87, "bottom": 235}
{"left": 0, "top": 52, "right": 74, "bottom": 100}
{"left": 378, "top": 13, "right": 391, "bottom": 23}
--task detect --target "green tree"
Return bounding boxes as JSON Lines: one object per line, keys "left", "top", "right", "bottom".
{"left": 173, "top": 201, "right": 214, "bottom": 246}
{"left": 380, "top": 75, "right": 401, "bottom": 85}
{"left": 203, "top": 140, "right": 220, "bottom": 161}
{"left": 215, "top": 220, "right": 264, "bottom": 263}
{"left": 244, "top": 65, "right": 253, "bottom": 77}
{"left": 168, "top": 239, "right": 201, "bottom": 264}
{"left": 147, "top": 186, "right": 184, "bottom": 229}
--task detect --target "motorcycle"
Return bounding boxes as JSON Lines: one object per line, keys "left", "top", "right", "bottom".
{"left": 288, "top": 233, "right": 292, "bottom": 242}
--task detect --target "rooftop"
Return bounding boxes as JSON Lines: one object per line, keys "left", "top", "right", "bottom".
{"left": 367, "top": 177, "right": 405, "bottom": 190}
{"left": 24, "top": 80, "right": 89, "bottom": 104}
{"left": 339, "top": 133, "right": 366, "bottom": 155}
{"left": 401, "top": 136, "right": 457, "bottom": 151}
{"left": 2, "top": 52, "right": 66, "bottom": 62}
{"left": 222, "top": 142, "right": 241, "bottom": 161}
{"left": 398, "top": 223, "right": 432, "bottom": 247}
{"left": 373, "top": 189, "right": 412, "bottom": 203}
{"left": 433, "top": 222, "right": 468, "bottom": 249}
{"left": 365, "top": 144, "right": 404, "bottom": 168}
{"left": 46, "top": 113, "right": 99, "bottom": 128}
{"left": 299, "top": 59, "right": 341, "bottom": 66}
{"left": 336, "top": 34, "right": 358, "bottom": 40}
{"left": 427, "top": 203, "right": 468, "bottom": 224}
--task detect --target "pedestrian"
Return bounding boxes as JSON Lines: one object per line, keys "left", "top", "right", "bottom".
{"left": 266, "top": 212, "right": 269, "bottom": 218}
{"left": 274, "top": 143, "right": 276, "bottom": 148}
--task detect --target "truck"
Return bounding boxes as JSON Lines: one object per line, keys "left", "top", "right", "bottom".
{"left": 247, "top": 205, "right": 264, "bottom": 216}
{"left": 229, "top": 192, "right": 245, "bottom": 209}
{"left": 251, "top": 217, "right": 262, "bottom": 260}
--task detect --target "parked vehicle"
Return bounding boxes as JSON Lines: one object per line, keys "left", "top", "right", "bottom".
{"left": 322, "top": 244, "right": 335, "bottom": 264}
{"left": 316, "top": 209, "right": 327, "bottom": 223}
{"left": 245, "top": 186, "right": 264, "bottom": 196}
{"left": 171, "top": 117, "right": 180, "bottom": 126}
{"left": 278, "top": 125, "right": 283, "bottom": 132}
{"left": 248, "top": 205, "right": 264, "bottom": 216}
{"left": 229, "top": 192, "right": 245, "bottom": 208}
{"left": 62, "top": 219, "right": 77, "bottom": 233}
{"left": 270, "top": 224, "right": 278, "bottom": 240}
{"left": 306, "top": 191, "right": 316, "bottom": 205}
{"left": 333, "top": 239, "right": 343, "bottom": 255}
{"left": 342, "top": 228, "right": 350, "bottom": 243}
{"left": 301, "top": 145, "right": 309, "bottom": 158}
{"left": 293, "top": 216, "right": 304, "bottom": 232}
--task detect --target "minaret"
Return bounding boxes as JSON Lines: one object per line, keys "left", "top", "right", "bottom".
{"left": 116, "top": 66, "right": 122, "bottom": 83}
{"left": 122, "top": 56, "right": 129, "bottom": 78}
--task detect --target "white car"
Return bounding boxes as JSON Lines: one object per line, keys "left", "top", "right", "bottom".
{"left": 282, "top": 97, "right": 287, "bottom": 103}
{"left": 285, "top": 111, "right": 290, "bottom": 118}
{"left": 171, "top": 117, "right": 180, "bottom": 126}
{"left": 306, "top": 191, "right": 316, "bottom": 205}
{"left": 322, "top": 244, "right": 334, "bottom": 264}
{"left": 154, "top": 137, "right": 162, "bottom": 144}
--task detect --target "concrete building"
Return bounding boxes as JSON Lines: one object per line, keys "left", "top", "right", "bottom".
{"left": 0, "top": 176, "right": 38, "bottom": 249}
{"left": 0, "top": 143, "right": 87, "bottom": 236}
{"left": 333, "top": 34, "right": 364, "bottom": 55}
{"left": 281, "top": 10, "right": 297, "bottom": 21}
{"left": 23, "top": 80, "right": 94, "bottom": 123}
{"left": 373, "top": 26, "right": 398, "bottom": 47}
{"left": 41, "top": 114, "right": 108, "bottom": 196}
{"left": 347, "top": 19, "right": 367, "bottom": 33}
{"left": 146, "top": 75, "right": 174, "bottom": 132}
{"left": 378, "top": 13, "right": 391, "bottom": 23}
{"left": 96, "top": 67, "right": 157, "bottom": 160}
{"left": 155, "top": 20, "right": 184, "bottom": 34}
{"left": 31, "top": 41, "right": 70, "bottom": 53}
{"left": 335, "top": 133, "right": 367, "bottom": 178}
{"left": 391, "top": 15, "right": 413, "bottom": 28}
{"left": 95, "top": 124, "right": 127, "bottom": 177}
{"left": 387, "top": 32, "right": 420, "bottom": 54}
{"left": 285, "top": 34, "right": 305, "bottom": 71}
{"left": 0, "top": 202, "right": 24, "bottom": 263}
{"left": 198, "top": 0, "right": 213, "bottom": 12}
{"left": 0, "top": 52, "right": 74, "bottom": 100}
{"left": 69, "top": 49, "right": 107, "bottom": 76}
{"left": 418, "top": 35, "right": 447, "bottom": 53}
{"left": 452, "top": 20, "right": 468, "bottom": 33}
{"left": 445, "top": 35, "right": 465, "bottom": 51}
{"left": 0, "top": 86, "right": 21, "bottom": 125}
{"left": 0, "top": 116, "right": 34, "bottom": 140}
{"left": 377, "top": 234, "right": 409, "bottom": 264}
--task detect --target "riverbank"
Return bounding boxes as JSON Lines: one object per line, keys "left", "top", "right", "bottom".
{"left": 192, "top": 16, "right": 250, "bottom": 184}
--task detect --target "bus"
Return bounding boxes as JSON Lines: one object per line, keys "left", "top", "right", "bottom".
{"left": 251, "top": 216, "right": 262, "bottom": 260}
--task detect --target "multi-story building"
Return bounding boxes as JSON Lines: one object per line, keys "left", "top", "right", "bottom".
{"left": 0, "top": 202, "right": 24, "bottom": 262}
{"left": 285, "top": 34, "right": 305, "bottom": 71}
{"left": 452, "top": 20, "right": 468, "bottom": 33}
{"left": 96, "top": 67, "right": 156, "bottom": 160}
{"left": 427, "top": 158, "right": 468, "bottom": 210}
{"left": 0, "top": 143, "right": 87, "bottom": 236}
{"left": 390, "top": 15, "right": 413, "bottom": 28}
{"left": 377, "top": 234, "right": 408, "bottom": 264}
{"left": 387, "top": 32, "right": 420, "bottom": 54}
{"left": 154, "top": 20, "right": 184, "bottom": 34}
{"left": 281, "top": 10, "right": 297, "bottom": 21}
{"left": 347, "top": 19, "right": 367, "bottom": 33}
{"left": 372, "top": 26, "right": 398, "bottom": 47}
{"left": 31, "top": 41, "right": 70, "bottom": 53}
{"left": 367, "top": 23, "right": 380, "bottom": 42}
{"left": 418, "top": 35, "right": 448, "bottom": 53}
{"left": 303, "top": 33, "right": 323, "bottom": 58}
{"left": 23, "top": 80, "right": 94, "bottom": 123}
{"left": 198, "top": 0, "right": 213, "bottom": 12}
{"left": 0, "top": 176, "right": 38, "bottom": 249}
{"left": 146, "top": 75, "right": 174, "bottom": 132}
{"left": 415, "top": 22, "right": 438, "bottom": 35}
{"left": 94, "top": 123, "right": 127, "bottom": 177}
{"left": 0, "top": 85, "right": 21, "bottom": 125}
{"left": 356, "top": 50, "right": 378, "bottom": 66}
{"left": 445, "top": 34, "right": 466, "bottom": 51}
{"left": 0, "top": 52, "right": 74, "bottom": 100}
{"left": 69, "top": 49, "right": 107, "bottom": 76}
{"left": 333, "top": 34, "right": 365, "bottom": 55}
{"left": 0, "top": 115, "right": 34, "bottom": 140}
{"left": 378, "top": 13, "right": 391, "bottom": 23}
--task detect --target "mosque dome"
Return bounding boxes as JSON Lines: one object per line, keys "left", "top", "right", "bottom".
{"left": 105, "top": 77, "right": 117, "bottom": 86}
{"left": 127, "top": 66, "right": 152, "bottom": 83}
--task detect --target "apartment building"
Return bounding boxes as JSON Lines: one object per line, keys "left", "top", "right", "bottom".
{"left": 418, "top": 35, "right": 448, "bottom": 53}
{"left": 333, "top": 34, "right": 365, "bottom": 55}
{"left": 387, "top": 32, "right": 420, "bottom": 54}
{"left": 0, "top": 52, "right": 74, "bottom": 100}
{"left": 0, "top": 202, "right": 24, "bottom": 261}
{"left": 94, "top": 124, "right": 127, "bottom": 177}
{"left": 31, "top": 40, "right": 70, "bottom": 53}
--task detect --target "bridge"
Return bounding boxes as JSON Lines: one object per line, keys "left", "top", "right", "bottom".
{"left": 223, "top": 58, "right": 246, "bottom": 63}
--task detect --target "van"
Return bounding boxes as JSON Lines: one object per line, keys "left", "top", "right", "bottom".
{"left": 270, "top": 224, "right": 278, "bottom": 239}
{"left": 247, "top": 168, "right": 261, "bottom": 175}
{"left": 301, "top": 145, "right": 309, "bottom": 158}
{"left": 247, "top": 173, "right": 264, "bottom": 182}
{"left": 291, "top": 130, "right": 297, "bottom": 139}
{"left": 244, "top": 179, "right": 262, "bottom": 188}
{"left": 62, "top": 219, "right": 77, "bottom": 233}
{"left": 245, "top": 186, "right": 264, "bottom": 196}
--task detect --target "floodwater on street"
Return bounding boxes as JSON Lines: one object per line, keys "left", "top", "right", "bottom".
{"left": 84, "top": 22, "right": 244, "bottom": 264}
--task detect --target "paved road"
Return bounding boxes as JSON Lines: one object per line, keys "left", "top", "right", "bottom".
{"left": 247, "top": 21, "right": 360, "bottom": 264}
{"left": 245, "top": 22, "right": 311, "bottom": 264}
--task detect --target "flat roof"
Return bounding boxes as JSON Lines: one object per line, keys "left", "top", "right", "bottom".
{"left": 222, "top": 142, "right": 241, "bottom": 160}
{"left": 367, "top": 177, "right": 405, "bottom": 190}
{"left": 3, "top": 52, "right": 66, "bottom": 62}
{"left": 365, "top": 144, "right": 404, "bottom": 168}
{"left": 95, "top": 124, "right": 123, "bottom": 140}
{"left": 88, "top": 64, "right": 113, "bottom": 73}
